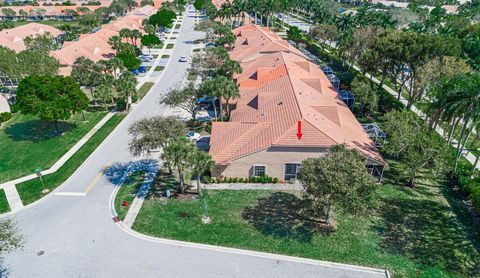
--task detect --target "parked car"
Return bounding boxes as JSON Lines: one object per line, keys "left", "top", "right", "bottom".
{"left": 197, "top": 96, "right": 216, "bottom": 105}
{"left": 186, "top": 131, "right": 201, "bottom": 143}
{"left": 196, "top": 115, "right": 212, "bottom": 123}
{"left": 131, "top": 69, "right": 140, "bottom": 75}
{"left": 205, "top": 42, "right": 217, "bottom": 48}
{"left": 179, "top": 55, "right": 188, "bottom": 62}
{"left": 138, "top": 66, "right": 147, "bottom": 73}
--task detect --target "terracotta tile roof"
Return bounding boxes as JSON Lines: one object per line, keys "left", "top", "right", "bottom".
{"left": 50, "top": 6, "right": 155, "bottom": 67}
{"left": 0, "top": 22, "right": 62, "bottom": 52}
{"left": 0, "top": 4, "right": 109, "bottom": 16}
{"left": 209, "top": 24, "right": 385, "bottom": 165}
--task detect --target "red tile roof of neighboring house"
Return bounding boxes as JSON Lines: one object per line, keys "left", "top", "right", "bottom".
{"left": 50, "top": 5, "right": 156, "bottom": 67}
{"left": 209, "top": 24, "right": 385, "bottom": 165}
{"left": 0, "top": 4, "right": 109, "bottom": 16}
{"left": 0, "top": 23, "right": 62, "bottom": 52}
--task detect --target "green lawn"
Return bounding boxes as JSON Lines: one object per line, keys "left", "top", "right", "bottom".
{"left": 115, "top": 171, "right": 146, "bottom": 220}
{"left": 16, "top": 114, "right": 125, "bottom": 205}
{"left": 0, "top": 112, "right": 105, "bottom": 183}
{"left": 0, "top": 189, "right": 9, "bottom": 214}
{"left": 133, "top": 169, "right": 480, "bottom": 278}
{"left": 161, "top": 54, "right": 170, "bottom": 58}
{"left": 137, "top": 82, "right": 154, "bottom": 100}
{"left": 166, "top": 44, "right": 174, "bottom": 49}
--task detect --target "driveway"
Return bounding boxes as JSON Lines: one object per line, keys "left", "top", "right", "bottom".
{"left": 1, "top": 7, "right": 388, "bottom": 278}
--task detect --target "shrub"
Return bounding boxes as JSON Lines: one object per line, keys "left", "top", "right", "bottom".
{"left": 116, "top": 99, "right": 126, "bottom": 111}
{"left": 0, "top": 112, "right": 12, "bottom": 123}
{"left": 452, "top": 164, "right": 480, "bottom": 213}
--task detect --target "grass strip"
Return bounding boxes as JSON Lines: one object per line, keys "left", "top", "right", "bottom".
{"left": 0, "top": 112, "right": 105, "bottom": 183}
{"left": 0, "top": 189, "right": 9, "bottom": 214}
{"left": 114, "top": 171, "right": 146, "bottom": 220}
{"left": 16, "top": 114, "right": 126, "bottom": 205}
{"left": 137, "top": 82, "right": 154, "bottom": 100}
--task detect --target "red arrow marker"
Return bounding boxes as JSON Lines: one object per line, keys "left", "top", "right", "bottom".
{"left": 296, "top": 120, "right": 302, "bottom": 140}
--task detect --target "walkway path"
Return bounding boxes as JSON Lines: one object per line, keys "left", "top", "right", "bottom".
{"left": 204, "top": 183, "right": 303, "bottom": 190}
{"left": 0, "top": 112, "right": 116, "bottom": 211}
{"left": 122, "top": 160, "right": 159, "bottom": 228}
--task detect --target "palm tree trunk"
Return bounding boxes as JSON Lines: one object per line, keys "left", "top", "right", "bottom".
{"left": 324, "top": 203, "right": 332, "bottom": 224}
{"left": 90, "top": 87, "right": 97, "bottom": 105}
{"left": 226, "top": 99, "right": 230, "bottom": 119}
{"left": 54, "top": 120, "right": 60, "bottom": 134}
{"left": 454, "top": 118, "right": 470, "bottom": 171}
{"left": 197, "top": 175, "right": 202, "bottom": 196}
{"left": 212, "top": 99, "right": 218, "bottom": 120}
{"left": 179, "top": 169, "right": 185, "bottom": 194}
{"left": 470, "top": 132, "right": 479, "bottom": 149}
{"left": 448, "top": 117, "right": 461, "bottom": 144}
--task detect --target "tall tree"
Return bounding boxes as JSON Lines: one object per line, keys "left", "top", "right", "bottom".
{"left": 115, "top": 71, "right": 137, "bottom": 111}
{"left": 300, "top": 144, "right": 378, "bottom": 225}
{"left": 382, "top": 109, "right": 448, "bottom": 185}
{"left": 162, "top": 136, "right": 197, "bottom": 194}
{"left": 161, "top": 82, "right": 201, "bottom": 121}
{"left": 16, "top": 75, "right": 89, "bottom": 133}
{"left": 24, "top": 32, "right": 57, "bottom": 53}
{"left": 71, "top": 57, "right": 104, "bottom": 105}
{"left": 200, "top": 76, "right": 239, "bottom": 120}
{"left": 128, "top": 116, "right": 185, "bottom": 155}
{"left": 189, "top": 149, "right": 214, "bottom": 196}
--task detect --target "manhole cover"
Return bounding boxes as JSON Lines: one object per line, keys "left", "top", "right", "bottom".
{"left": 36, "top": 250, "right": 45, "bottom": 256}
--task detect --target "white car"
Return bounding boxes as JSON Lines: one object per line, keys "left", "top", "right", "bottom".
{"left": 186, "top": 131, "right": 201, "bottom": 143}
{"left": 179, "top": 55, "right": 188, "bottom": 62}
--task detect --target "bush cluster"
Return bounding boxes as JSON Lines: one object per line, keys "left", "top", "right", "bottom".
{"left": 452, "top": 165, "right": 480, "bottom": 213}
{"left": 202, "top": 175, "right": 279, "bottom": 184}
{"left": 0, "top": 112, "right": 12, "bottom": 123}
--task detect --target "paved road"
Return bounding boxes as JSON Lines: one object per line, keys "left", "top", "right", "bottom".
{"left": 1, "top": 7, "right": 387, "bottom": 278}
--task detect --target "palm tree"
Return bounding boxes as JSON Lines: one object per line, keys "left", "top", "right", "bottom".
{"left": 162, "top": 136, "right": 196, "bottom": 194}
{"left": 108, "top": 35, "right": 122, "bottom": 52}
{"left": 115, "top": 71, "right": 137, "bottom": 112}
{"left": 189, "top": 149, "right": 215, "bottom": 196}
{"left": 131, "top": 30, "right": 142, "bottom": 47}
{"left": 200, "top": 76, "right": 240, "bottom": 120}
{"left": 443, "top": 72, "right": 480, "bottom": 171}
{"left": 95, "top": 83, "right": 113, "bottom": 111}
{"left": 216, "top": 58, "right": 243, "bottom": 78}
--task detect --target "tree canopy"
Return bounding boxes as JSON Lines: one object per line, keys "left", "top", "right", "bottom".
{"left": 300, "top": 144, "right": 378, "bottom": 224}
{"left": 15, "top": 75, "right": 89, "bottom": 133}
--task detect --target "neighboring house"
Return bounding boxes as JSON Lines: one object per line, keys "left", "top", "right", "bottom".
{"left": 209, "top": 24, "right": 386, "bottom": 182}
{"left": 0, "top": 22, "right": 62, "bottom": 52}
{"left": 51, "top": 5, "right": 156, "bottom": 75}
{"left": 0, "top": 4, "right": 108, "bottom": 21}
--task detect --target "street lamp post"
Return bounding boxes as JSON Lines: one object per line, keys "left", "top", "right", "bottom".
{"left": 34, "top": 168, "right": 49, "bottom": 194}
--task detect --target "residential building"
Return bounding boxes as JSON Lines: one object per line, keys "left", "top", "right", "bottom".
{"left": 51, "top": 5, "right": 156, "bottom": 75}
{"left": 209, "top": 24, "right": 385, "bottom": 182}
{"left": 0, "top": 22, "right": 62, "bottom": 52}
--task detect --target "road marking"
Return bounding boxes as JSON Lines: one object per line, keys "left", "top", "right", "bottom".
{"left": 84, "top": 162, "right": 111, "bottom": 194}
{"left": 54, "top": 192, "right": 87, "bottom": 197}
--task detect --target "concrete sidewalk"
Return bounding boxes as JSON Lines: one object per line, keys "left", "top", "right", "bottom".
{"left": 0, "top": 112, "right": 115, "bottom": 212}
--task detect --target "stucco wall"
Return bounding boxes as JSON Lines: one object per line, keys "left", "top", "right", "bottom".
{"left": 212, "top": 146, "right": 329, "bottom": 181}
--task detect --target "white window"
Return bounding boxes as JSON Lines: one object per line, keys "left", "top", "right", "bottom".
{"left": 284, "top": 163, "right": 301, "bottom": 181}
{"left": 252, "top": 165, "right": 266, "bottom": 177}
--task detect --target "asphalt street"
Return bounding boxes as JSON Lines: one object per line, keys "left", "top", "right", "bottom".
{"left": 2, "top": 7, "right": 387, "bottom": 278}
